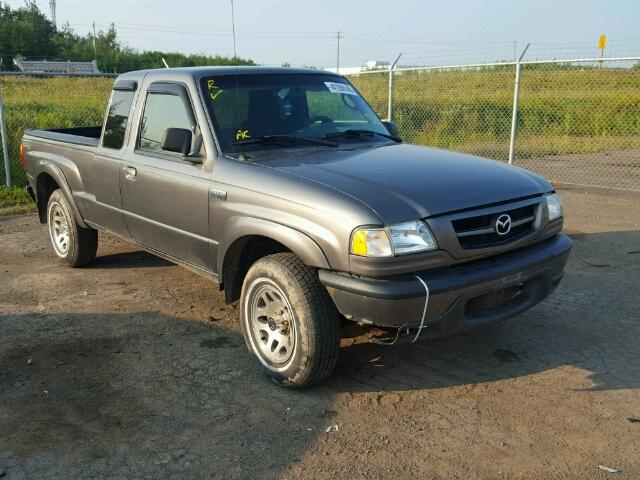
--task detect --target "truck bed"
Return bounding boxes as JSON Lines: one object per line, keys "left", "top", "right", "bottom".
{"left": 24, "top": 126, "right": 102, "bottom": 147}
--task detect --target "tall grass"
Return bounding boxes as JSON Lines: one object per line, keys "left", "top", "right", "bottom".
{"left": 350, "top": 66, "right": 640, "bottom": 161}
{"left": 1, "top": 76, "right": 113, "bottom": 185}
{"left": 0, "top": 186, "right": 36, "bottom": 215}
{"left": 1, "top": 67, "right": 639, "bottom": 188}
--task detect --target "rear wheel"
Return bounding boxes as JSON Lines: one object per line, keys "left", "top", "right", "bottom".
{"left": 240, "top": 253, "right": 340, "bottom": 388}
{"left": 47, "top": 189, "right": 97, "bottom": 267}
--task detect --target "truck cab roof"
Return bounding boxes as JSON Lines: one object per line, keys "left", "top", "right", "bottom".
{"left": 116, "top": 66, "right": 335, "bottom": 82}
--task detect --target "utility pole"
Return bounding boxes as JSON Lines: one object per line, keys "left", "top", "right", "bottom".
{"left": 336, "top": 31, "right": 341, "bottom": 74}
{"left": 49, "top": 0, "right": 56, "bottom": 28}
{"left": 92, "top": 22, "right": 97, "bottom": 57}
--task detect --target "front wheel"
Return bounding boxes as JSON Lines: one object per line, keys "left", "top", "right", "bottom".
{"left": 47, "top": 189, "right": 98, "bottom": 267}
{"left": 240, "top": 253, "right": 340, "bottom": 388}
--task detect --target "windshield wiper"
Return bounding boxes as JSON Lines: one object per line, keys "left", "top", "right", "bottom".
{"left": 232, "top": 134, "right": 337, "bottom": 147}
{"left": 324, "top": 129, "right": 401, "bottom": 142}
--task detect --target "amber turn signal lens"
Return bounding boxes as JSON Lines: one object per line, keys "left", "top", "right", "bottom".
{"left": 19, "top": 143, "right": 27, "bottom": 169}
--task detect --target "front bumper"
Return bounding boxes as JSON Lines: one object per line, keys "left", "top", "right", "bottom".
{"left": 319, "top": 234, "right": 572, "bottom": 339}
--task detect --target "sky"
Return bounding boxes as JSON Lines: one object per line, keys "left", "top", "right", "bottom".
{"left": 6, "top": 0, "right": 640, "bottom": 67}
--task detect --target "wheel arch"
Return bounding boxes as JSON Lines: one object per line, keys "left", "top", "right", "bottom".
{"left": 35, "top": 163, "right": 88, "bottom": 228}
{"left": 219, "top": 217, "right": 331, "bottom": 304}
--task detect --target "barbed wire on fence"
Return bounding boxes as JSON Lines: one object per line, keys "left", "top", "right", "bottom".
{"left": 348, "top": 40, "right": 640, "bottom": 71}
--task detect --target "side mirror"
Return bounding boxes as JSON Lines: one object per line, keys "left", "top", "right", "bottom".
{"left": 161, "top": 128, "right": 192, "bottom": 156}
{"left": 382, "top": 120, "right": 399, "bottom": 138}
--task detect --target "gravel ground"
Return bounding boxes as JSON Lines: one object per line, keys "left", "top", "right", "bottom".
{"left": 517, "top": 150, "right": 640, "bottom": 192}
{"left": 1, "top": 186, "right": 639, "bottom": 480}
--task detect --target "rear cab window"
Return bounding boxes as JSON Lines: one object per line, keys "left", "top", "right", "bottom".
{"left": 102, "top": 82, "right": 136, "bottom": 150}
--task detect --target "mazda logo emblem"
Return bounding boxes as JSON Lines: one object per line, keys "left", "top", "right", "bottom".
{"left": 495, "top": 214, "right": 512, "bottom": 235}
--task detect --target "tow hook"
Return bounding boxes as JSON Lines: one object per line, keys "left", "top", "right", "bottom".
{"left": 371, "top": 327, "right": 414, "bottom": 345}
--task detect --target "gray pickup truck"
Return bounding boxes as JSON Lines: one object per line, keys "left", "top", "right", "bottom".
{"left": 21, "top": 66, "right": 571, "bottom": 387}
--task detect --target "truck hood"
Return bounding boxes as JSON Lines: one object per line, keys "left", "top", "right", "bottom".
{"left": 258, "top": 143, "right": 552, "bottom": 224}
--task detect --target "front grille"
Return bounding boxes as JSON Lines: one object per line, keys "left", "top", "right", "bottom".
{"left": 465, "top": 284, "right": 525, "bottom": 317}
{"left": 452, "top": 203, "right": 538, "bottom": 249}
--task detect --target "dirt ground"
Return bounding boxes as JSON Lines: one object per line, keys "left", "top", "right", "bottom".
{"left": 1, "top": 186, "right": 639, "bottom": 480}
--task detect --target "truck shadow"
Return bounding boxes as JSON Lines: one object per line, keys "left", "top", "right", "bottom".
{"left": 91, "top": 250, "right": 173, "bottom": 269}
{"left": 0, "top": 311, "right": 337, "bottom": 479}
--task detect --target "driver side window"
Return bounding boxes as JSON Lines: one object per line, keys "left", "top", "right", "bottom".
{"left": 138, "top": 92, "right": 192, "bottom": 153}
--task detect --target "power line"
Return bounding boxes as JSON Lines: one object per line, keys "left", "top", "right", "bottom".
{"left": 54, "top": 19, "right": 640, "bottom": 68}
{"left": 69, "top": 21, "right": 561, "bottom": 47}
{"left": 74, "top": 22, "right": 335, "bottom": 39}
{"left": 341, "top": 34, "right": 515, "bottom": 45}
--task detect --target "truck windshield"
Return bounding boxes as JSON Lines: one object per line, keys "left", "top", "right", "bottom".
{"left": 199, "top": 73, "right": 391, "bottom": 154}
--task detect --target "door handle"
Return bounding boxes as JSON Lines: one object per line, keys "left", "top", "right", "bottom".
{"left": 125, "top": 166, "right": 137, "bottom": 181}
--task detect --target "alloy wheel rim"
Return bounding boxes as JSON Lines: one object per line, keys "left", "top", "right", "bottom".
{"left": 49, "top": 203, "right": 70, "bottom": 256}
{"left": 249, "top": 280, "right": 296, "bottom": 366}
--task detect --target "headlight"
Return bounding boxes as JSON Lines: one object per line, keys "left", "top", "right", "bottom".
{"left": 351, "top": 221, "right": 437, "bottom": 257}
{"left": 546, "top": 193, "right": 563, "bottom": 222}
{"left": 350, "top": 229, "right": 393, "bottom": 257}
{"left": 387, "top": 221, "right": 438, "bottom": 255}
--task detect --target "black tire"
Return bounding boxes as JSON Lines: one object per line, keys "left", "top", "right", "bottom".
{"left": 46, "top": 189, "right": 98, "bottom": 267}
{"left": 240, "top": 252, "right": 340, "bottom": 388}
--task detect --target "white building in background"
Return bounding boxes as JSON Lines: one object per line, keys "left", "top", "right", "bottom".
{"left": 324, "top": 59, "right": 393, "bottom": 75}
{"left": 13, "top": 58, "right": 101, "bottom": 74}
{"left": 323, "top": 59, "right": 420, "bottom": 75}
{"left": 364, "top": 60, "right": 391, "bottom": 70}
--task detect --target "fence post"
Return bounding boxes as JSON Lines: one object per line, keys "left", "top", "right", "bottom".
{"left": 508, "top": 44, "right": 529, "bottom": 165}
{"left": 0, "top": 81, "right": 11, "bottom": 188}
{"left": 387, "top": 53, "right": 402, "bottom": 121}
{"left": 508, "top": 63, "right": 521, "bottom": 165}
{"left": 387, "top": 69, "right": 393, "bottom": 121}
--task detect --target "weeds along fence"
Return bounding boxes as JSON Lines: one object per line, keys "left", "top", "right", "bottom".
{"left": 349, "top": 57, "right": 640, "bottom": 191}
{"left": 0, "top": 73, "right": 115, "bottom": 187}
{"left": 1, "top": 60, "right": 640, "bottom": 191}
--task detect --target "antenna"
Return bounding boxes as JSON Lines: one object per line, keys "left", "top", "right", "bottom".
{"left": 230, "top": 0, "right": 246, "bottom": 160}
{"left": 49, "top": 0, "right": 57, "bottom": 28}
{"left": 230, "top": 0, "right": 238, "bottom": 64}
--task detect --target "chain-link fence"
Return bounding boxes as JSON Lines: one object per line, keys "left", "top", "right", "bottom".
{"left": 349, "top": 57, "right": 640, "bottom": 191}
{"left": 0, "top": 73, "right": 114, "bottom": 187}
{"left": 2, "top": 62, "right": 640, "bottom": 191}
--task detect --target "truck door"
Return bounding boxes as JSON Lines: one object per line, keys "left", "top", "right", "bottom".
{"left": 120, "top": 82, "right": 213, "bottom": 270}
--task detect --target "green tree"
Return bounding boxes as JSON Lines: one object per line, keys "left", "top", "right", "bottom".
{"left": 1, "top": 2, "right": 255, "bottom": 73}
{"left": 0, "top": 1, "right": 57, "bottom": 62}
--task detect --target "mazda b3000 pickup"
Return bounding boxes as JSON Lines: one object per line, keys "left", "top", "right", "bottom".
{"left": 22, "top": 67, "right": 571, "bottom": 387}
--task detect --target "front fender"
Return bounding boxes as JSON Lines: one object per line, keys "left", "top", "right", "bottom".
{"left": 218, "top": 216, "right": 331, "bottom": 272}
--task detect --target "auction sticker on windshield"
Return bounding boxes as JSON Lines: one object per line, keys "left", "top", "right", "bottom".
{"left": 324, "top": 82, "right": 357, "bottom": 95}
